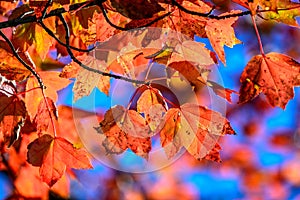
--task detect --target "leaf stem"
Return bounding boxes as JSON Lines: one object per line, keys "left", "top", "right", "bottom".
{"left": 251, "top": 15, "right": 265, "bottom": 56}
{"left": 15, "top": 87, "right": 42, "bottom": 96}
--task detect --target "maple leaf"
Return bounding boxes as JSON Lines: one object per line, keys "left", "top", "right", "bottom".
{"left": 0, "top": 78, "right": 26, "bottom": 147}
{"left": 13, "top": 17, "right": 55, "bottom": 60}
{"left": 95, "top": 105, "right": 151, "bottom": 158}
{"left": 262, "top": 1, "right": 300, "bottom": 27}
{"left": 34, "top": 97, "right": 58, "bottom": 135}
{"left": 137, "top": 87, "right": 167, "bottom": 131}
{"left": 0, "top": 42, "right": 31, "bottom": 82}
{"left": 14, "top": 165, "right": 49, "bottom": 199}
{"left": 203, "top": 143, "right": 222, "bottom": 162}
{"left": 110, "top": 0, "right": 165, "bottom": 19}
{"left": 160, "top": 103, "right": 235, "bottom": 159}
{"left": 27, "top": 134, "right": 92, "bottom": 187}
{"left": 172, "top": 40, "right": 216, "bottom": 66}
{"left": 167, "top": 61, "right": 235, "bottom": 102}
{"left": 73, "top": 55, "right": 110, "bottom": 102}
{"left": 164, "top": 1, "right": 212, "bottom": 38}
{"left": 25, "top": 71, "right": 71, "bottom": 119}
{"left": 109, "top": 47, "right": 149, "bottom": 78}
{"left": 80, "top": 10, "right": 121, "bottom": 44}
{"left": 239, "top": 52, "right": 300, "bottom": 109}
{"left": 205, "top": 10, "right": 242, "bottom": 65}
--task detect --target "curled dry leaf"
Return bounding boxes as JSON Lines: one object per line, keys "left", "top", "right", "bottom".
{"left": 239, "top": 52, "right": 300, "bottom": 109}
{"left": 73, "top": 55, "right": 110, "bottom": 102}
{"left": 27, "top": 134, "right": 92, "bottom": 187}
{"left": 95, "top": 105, "right": 151, "bottom": 159}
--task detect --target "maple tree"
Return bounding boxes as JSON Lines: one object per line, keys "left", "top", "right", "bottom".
{"left": 0, "top": 0, "right": 299, "bottom": 199}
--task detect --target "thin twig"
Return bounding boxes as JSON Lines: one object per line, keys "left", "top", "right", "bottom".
{"left": 57, "top": 13, "right": 148, "bottom": 85}
{"left": 171, "top": 0, "right": 214, "bottom": 17}
{"left": 0, "top": 30, "right": 45, "bottom": 89}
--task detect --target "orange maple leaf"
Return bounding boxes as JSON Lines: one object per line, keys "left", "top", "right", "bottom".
{"left": 205, "top": 10, "right": 242, "bottom": 65}
{"left": 27, "top": 134, "right": 92, "bottom": 187}
{"left": 239, "top": 52, "right": 300, "bottom": 109}
{"left": 160, "top": 103, "right": 235, "bottom": 160}
{"left": 95, "top": 105, "right": 151, "bottom": 159}
{"left": 25, "top": 71, "right": 71, "bottom": 119}
{"left": 73, "top": 55, "right": 110, "bottom": 102}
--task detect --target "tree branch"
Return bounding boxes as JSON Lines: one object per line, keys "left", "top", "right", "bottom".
{"left": 57, "top": 13, "right": 148, "bottom": 85}
{"left": 0, "top": 30, "right": 45, "bottom": 89}
{"left": 98, "top": 2, "right": 172, "bottom": 31}
{"left": 0, "top": 1, "right": 95, "bottom": 29}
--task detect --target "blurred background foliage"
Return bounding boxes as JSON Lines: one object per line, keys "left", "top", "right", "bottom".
{"left": 1, "top": 1, "right": 300, "bottom": 199}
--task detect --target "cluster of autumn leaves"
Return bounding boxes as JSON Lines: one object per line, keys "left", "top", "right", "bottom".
{"left": 0, "top": 0, "right": 299, "bottom": 193}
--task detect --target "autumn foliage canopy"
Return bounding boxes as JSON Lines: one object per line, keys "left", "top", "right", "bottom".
{"left": 0, "top": 0, "right": 300, "bottom": 198}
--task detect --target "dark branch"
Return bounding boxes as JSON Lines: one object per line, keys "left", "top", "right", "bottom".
{"left": 41, "top": 0, "right": 53, "bottom": 20}
{"left": 0, "top": 1, "right": 95, "bottom": 29}
{"left": 98, "top": 2, "right": 172, "bottom": 31}
{"left": 171, "top": 0, "right": 214, "bottom": 17}
{"left": 57, "top": 13, "right": 148, "bottom": 85}
{"left": 0, "top": 30, "right": 45, "bottom": 89}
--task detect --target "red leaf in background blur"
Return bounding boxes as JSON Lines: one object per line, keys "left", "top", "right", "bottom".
{"left": 239, "top": 52, "right": 300, "bottom": 109}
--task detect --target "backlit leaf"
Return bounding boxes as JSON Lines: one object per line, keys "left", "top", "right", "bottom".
{"left": 25, "top": 71, "right": 71, "bottom": 119}
{"left": 262, "top": 1, "right": 300, "bottom": 27}
{"left": 13, "top": 18, "right": 56, "bottom": 60}
{"left": 160, "top": 103, "right": 235, "bottom": 159}
{"left": 239, "top": 52, "right": 300, "bottom": 109}
{"left": 95, "top": 105, "right": 151, "bottom": 158}
{"left": 205, "top": 10, "right": 242, "bottom": 65}
{"left": 34, "top": 97, "right": 58, "bottom": 135}
{"left": 73, "top": 55, "right": 110, "bottom": 102}
{"left": 0, "top": 44, "right": 31, "bottom": 82}
{"left": 27, "top": 134, "right": 92, "bottom": 187}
